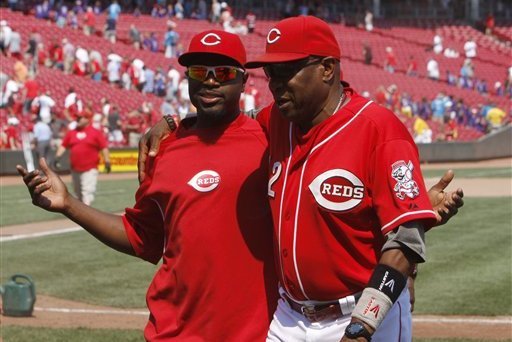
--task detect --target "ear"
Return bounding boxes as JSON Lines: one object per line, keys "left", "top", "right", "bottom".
{"left": 320, "top": 57, "right": 337, "bottom": 82}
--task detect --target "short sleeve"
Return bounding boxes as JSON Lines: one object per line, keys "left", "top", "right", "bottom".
{"left": 370, "top": 139, "right": 436, "bottom": 235}
{"left": 123, "top": 180, "right": 165, "bottom": 264}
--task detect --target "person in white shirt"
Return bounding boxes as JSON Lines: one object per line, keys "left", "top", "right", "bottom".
{"left": 107, "top": 58, "right": 121, "bottom": 84}
{"left": 433, "top": 31, "right": 443, "bottom": 54}
{"left": 177, "top": 77, "right": 189, "bottom": 103}
{"left": 1, "top": 78, "right": 19, "bottom": 107}
{"left": 166, "top": 65, "right": 181, "bottom": 100}
{"left": 64, "top": 87, "right": 82, "bottom": 111}
{"left": 427, "top": 57, "right": 440, "bottom": 81}
{"left": 464, "top": 38, "right": 477, "bottom": 59}
{"left": 33, "top": 91, "right": 56, "bottom": 124}
{"left": 0, "top": 20, "right": 13, "bottom": 55}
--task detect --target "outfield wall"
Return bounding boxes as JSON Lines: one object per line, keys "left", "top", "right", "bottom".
{"left": 1, "top": 126, "right": 510, "bottom": 175}
{"left": 417, "top": 126, "right": 512, "bottom": 162}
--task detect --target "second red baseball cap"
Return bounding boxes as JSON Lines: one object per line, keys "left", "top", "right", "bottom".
{"left": 245, "top": 16, "right": 341, "bottom": 68}
{"left": 178, "top": 30, "right": 246, "bottom": 67}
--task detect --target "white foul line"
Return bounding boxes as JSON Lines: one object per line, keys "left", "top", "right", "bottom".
{"left": 31, "top": 306, "right": 512, "bottom": 324}
{"left": 0, "top": 227, "right": 82, "bottom": 242}
{"left": 413, "top": 316, "right": 512, "bottom": 325}
{"left": 34, "top": 307, "right": 149, "bottom": 316}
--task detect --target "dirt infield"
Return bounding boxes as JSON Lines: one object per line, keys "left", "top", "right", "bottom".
{"left": 2, "top": 296, "right": 511, "bottom": 340}
{"left": 2, "top": 159, "right": 511, "bottom": 339}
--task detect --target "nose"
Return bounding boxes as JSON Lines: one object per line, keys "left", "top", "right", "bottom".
{"left": 203, "top": 71, "right": 220, "bottom": 85}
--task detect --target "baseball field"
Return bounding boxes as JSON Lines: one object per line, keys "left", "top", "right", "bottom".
{"left": 1, "top": 158, "right": 511, "bottom": 341}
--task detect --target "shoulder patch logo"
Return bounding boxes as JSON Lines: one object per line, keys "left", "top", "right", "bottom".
{"left": 391, "top": 160, "right": 419, "bottom": 200}
{"left": 188, "top": 170, "right": 221, "bottom": 192}
{"left": 308, "top": 169, "right": 364, "bottom": 211}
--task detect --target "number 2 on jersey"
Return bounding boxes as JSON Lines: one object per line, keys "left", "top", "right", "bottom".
{"left": 268, "top": 161, "right": 282, "bottom": 198}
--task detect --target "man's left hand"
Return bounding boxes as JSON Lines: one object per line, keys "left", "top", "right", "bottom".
{"left": 104, "top": 162, "right": 111, "bottom": 173}
{"left": 427, "top": 170, "right": 464, "bottom": 226}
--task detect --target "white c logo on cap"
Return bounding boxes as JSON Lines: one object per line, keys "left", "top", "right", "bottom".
{"left": 200, "top": 33, "right": 222, "bottom": 46}
{"left": 267, "top": 28, "right": 281, "bottom": 44}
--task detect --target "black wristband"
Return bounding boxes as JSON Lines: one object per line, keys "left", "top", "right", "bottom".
{"left": 367, "top": 264, "right": 407, "bottom": 303}
{"left": 163, "top": 115, "right": 177, "bottom": 132}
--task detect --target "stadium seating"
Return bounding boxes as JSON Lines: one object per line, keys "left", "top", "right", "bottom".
{"left": 1, "top": 9, "right": 509, "bottom": 144}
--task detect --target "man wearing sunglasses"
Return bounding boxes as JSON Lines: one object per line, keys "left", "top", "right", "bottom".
{"left": 137, "top": 17, "right": 463, "bottom": 342}
{"left": 17, "top": 30, "right": 279, "bottom": 341}
{"left": 243, "top": 16, "right": 458, "bottom": 342}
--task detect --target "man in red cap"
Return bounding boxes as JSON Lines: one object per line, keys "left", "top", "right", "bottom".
{"left": 18, "top": 30, "right": 278, "bottom": 341}
{"left": 136, "top": 16, "right": 463, "bottom": 342}
{"left": 244, "top": 15, "right": 447, "bottom": 341}
{"left": 54, "top": 111, "right": 111, "bottom": 206}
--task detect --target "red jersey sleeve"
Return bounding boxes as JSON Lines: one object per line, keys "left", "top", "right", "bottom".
{"left": 122, "top": 173, "right": 166, "bottom": 264}
{"left": 371, "top": 139, "right": 436, "bottom": 235}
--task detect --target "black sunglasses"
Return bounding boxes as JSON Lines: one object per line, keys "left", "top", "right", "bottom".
{"left": 263, "top": 57, "right": 323, "bottom": 80}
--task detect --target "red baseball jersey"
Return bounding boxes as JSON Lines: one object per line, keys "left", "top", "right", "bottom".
{"left": 62, "top": 125, "right": 107, "bottom": 172}
{"left": 123, "top": 114, "right": 278, "bottom": 341}
{"left": 258, "top": 89, "right": 436, "bottom": 301}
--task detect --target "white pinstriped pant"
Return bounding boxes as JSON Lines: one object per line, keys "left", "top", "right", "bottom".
{"left": 267, "top": 286, "right": 411, "bottom": 342}
{"left": 71, "top": 168, "right": 99, "bottom": 206}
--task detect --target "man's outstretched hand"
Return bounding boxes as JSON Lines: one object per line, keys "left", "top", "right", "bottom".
{"left": 17, "top": 158, "right": 70, "bottom": 212}
{"left": 427, "top": 169, "right": 464, "bottom": 226}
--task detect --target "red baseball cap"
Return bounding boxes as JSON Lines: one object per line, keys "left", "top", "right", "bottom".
{"left": 245, "top": 16, "right": 341, "bottom": 68}
{"left": 178, "top": 30, "right": 246, "bottom": 67}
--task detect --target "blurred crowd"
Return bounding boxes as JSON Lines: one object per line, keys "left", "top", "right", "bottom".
{"left": 366, "top": 84, "right": 508, "bottom": 144}
{"left": 1, "top": 1, "right": 509, "bottom": 152}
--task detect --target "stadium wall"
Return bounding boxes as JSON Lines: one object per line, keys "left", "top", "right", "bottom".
{"left": 1, "top": 127, "right": 510, "bottom": 175}
{"left": 417, "top": 126, "right": 512, "bottom": 162}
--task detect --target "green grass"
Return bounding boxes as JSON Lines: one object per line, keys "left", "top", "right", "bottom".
{"left": 421, "top": 167, "right": 512, "bottom": 179}
{"left": 415, "top": 197, "right": 512, "bottom": 315}
{"left": 1, "top": 328, "right": 507, "bottom": 342}
{"left": 0, "top": 178, "right": 138, "bottom": 226}
{"left": 1, "top": 231, "right": 156, "bottom": 308}
{"left": 1, "top": 167, "right": 508, "bottom": 227}
{"left": 1, "top": 326, "right": 142, "bottom": 342}
{"left": 1, "top": 198, "right": 510, "bottom": 316}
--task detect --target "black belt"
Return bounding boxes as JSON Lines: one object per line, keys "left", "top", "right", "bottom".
{"left": 283, "top": 292, "right": 362, "bottom": 323}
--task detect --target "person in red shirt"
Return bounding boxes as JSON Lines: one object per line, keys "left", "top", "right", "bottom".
{"left": 22, "top": 75, "right": 40, "bottom": 115}
{"left": 72, "top": 59, "right": 87, "bottom": 76}
{"left": 17, "top": 30, "right": 279, "bottom": 341}
{"left": 384, "top": 46, "right": 397, "bottom": 73}
{"left": 83, "top": 6, "right": 96, "bottom": 36}
{"left": 48, "top": 40, "right": 64, "bottom": 70}
{"left": 406, "top": 55, "right": 418, "bottom": 76}
{"left": 4, "top": 117, "right": 20, "bottom": 149}
{"left": 53, "top": 112, "right": 111, "bottom": 205}
{"left": 245, "top": 16, "right": 451, "bottom": 341}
